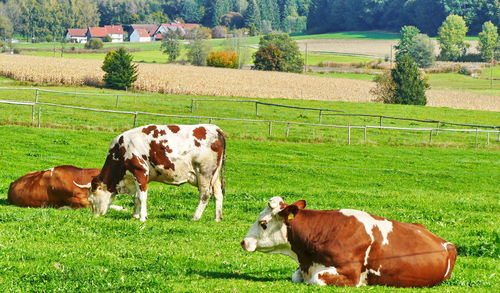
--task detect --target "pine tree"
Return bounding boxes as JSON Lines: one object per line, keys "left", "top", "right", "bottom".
{"left": 102, "top": 48, "right": 138, "bottom": 90}
{"left": 391, "top": 55, "right": 429, "bottom": 106}
{"left": 245, "top": 0, "right": 262, "bottom": 33}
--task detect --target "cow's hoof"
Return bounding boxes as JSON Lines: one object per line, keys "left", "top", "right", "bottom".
{"left": 215, "top": 218, "right": 222, "bottom": 222}
{"left": 140, "top": 217, "right": 147, "bottom": 222}
{"left": 133, "top": 214, "right": 140, "bottom": 219}
{"left": 190, "top": 217, "right": 200, "bottom": 221}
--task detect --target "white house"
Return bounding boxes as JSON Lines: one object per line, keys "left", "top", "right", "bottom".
{"left": 153, "top": 21, "right": 200, "bottom": 41}
{"left": 104, "top": 25, "right": 124, "bottom": 43}
{"left": 65, "top": 29, "right": 87, "bottom": 43}
{"left": 130, "top": 29, "right": 151, "bottom": 42}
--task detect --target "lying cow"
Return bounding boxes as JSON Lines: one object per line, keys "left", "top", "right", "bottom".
{"left": 241, "top": 197, "right": 457, "bottom": 287}
{"left": 76, "top": 124, "right": 226, "bottom": 222}
{"left": 8, "top": 165, "right": 101, "bottom": 208}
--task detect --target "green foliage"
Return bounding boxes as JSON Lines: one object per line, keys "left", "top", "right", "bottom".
{"left": 101, "top": 48, "right": 138, "bottom": 90}
{"left": 253, "top": 46, "right": 285, "bottom": 71}
{"left": 103, "top": 35, "right": 112, "bottom": 43}
{"left": 408, "top": 34, "right": 435, "bottom": 68}
{"left": 84, "top": 38, "right": 103, "bottom": 50}
{"left": 244, "top": 0, "right": 262, "bottom": 32}
{"left": 0, "top": 15, "right": 13, "bottom": 40}
{"left": 206, "top": 50, "right": 238, "bottom": 68}
{"left": 391, "top": 55, "right": 429, "bottom": 105}
{"left": 438, "top": 14, "right": 468, "bottom": 61}
{"left": 478, "top": 21, "right": 499, "bottom": 62}
{"left": 256, "top": 33, "right": 304, "bottom": 73}
{"left": 161, "top": 31, "right": 181, "bottom": 63}
{"left": 187, "top": 29, "right": 211, "bottom": 66}
{"left": 370, "top": 71, "right": 396, "bottom": 104}
{"left": 395, "top": 26, "right": 421, "bottom": 61}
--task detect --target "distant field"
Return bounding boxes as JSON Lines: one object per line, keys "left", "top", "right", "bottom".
{"left": 292, "top": 31, "right": 400, "bottom": 40}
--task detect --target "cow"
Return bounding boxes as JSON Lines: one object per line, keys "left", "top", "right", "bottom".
{"left": 241, "top": 197, "right": 457, "bottom": 288}
{"left": 76, "top": 124, "right": 226, "bottom": 222}
{"left": 8, "top": 165, "right": 101, "bottom": 209}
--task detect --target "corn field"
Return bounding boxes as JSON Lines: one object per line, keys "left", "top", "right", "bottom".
{"left": 0, "top": 54, "right": 497, "bottom": 111}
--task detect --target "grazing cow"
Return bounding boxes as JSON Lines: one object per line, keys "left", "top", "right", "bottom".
{"left": 78, "top": 124, "right": 226, "bottom": 222}
{"left": 8, "top": 165, "right": 101, "bottom": 208}
{"left": 241, "top": 197, "right": 457, "bottom": 287}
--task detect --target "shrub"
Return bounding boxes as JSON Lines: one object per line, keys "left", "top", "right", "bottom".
{"left": 101, "top": 48, "right": 138, "bottom": 90}
{"left": 408, "top": 34, "right": 435, "bottom": 68}
{"left": 85, "top": 39, "right": 103, "bottom": 50}
{"left": 254, "top": 33, "right": 303, "bottom": 73}
{"left": 371, "top": 71, "right": 396, "bottom": 104}
{"left": 103, "top": 35, "right": 112, "bottom": 43}
{"left": 253, "top": 46, "right": 284, "bottom": 71}
{"left": 207, "top": 51, "right": 238, "bottom": 68}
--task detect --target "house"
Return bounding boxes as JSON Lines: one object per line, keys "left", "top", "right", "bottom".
{"left": 153, "top": 21, "right": 200, "bottom": 40}
{"left": 65, "top": 29, "right": 87, "bottom": 43}
{"left": 130, "top": 29, "right": 151, "bottom": 42}
{"left": 86, "top": 25, "right": 124, "bottom": 43}
{"left": 126, "top": 24, "right": 158, "bottom": 39}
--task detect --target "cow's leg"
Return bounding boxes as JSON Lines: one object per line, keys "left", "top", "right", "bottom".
{"left": 191, "top": 175, "right": 211, "bottom": 221}
{"left": 306, "top": 264, "right": 360, "bottom": 286}
{"left": 292, "top": 268, "right": 304, "bottom": 283}
{"left": 213, "top": 178, "right": 223, "bottom": 222}
{"left": 130, "top": 168, "right": 149, "bottom": 222}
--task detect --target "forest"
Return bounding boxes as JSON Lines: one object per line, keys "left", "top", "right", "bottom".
{"left": 0, "top": 0, "right": 498, "bottom": 40}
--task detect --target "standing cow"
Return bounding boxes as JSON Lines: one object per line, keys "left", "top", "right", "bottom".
{"left": 241, "top": 197, "right": 457, "bottom": 287}
{"left": 8, "top": 165, "right": 100, "bottom": 208}
{"left": 77, "top": 124, "right": 226, "bottom": 222}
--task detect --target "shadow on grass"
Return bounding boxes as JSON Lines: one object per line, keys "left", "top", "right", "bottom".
{"left": 188, "top": 269, "right": 288, "bottom": 282}
{"left": 0, "top": 198, "right": 10, "bottom": 206}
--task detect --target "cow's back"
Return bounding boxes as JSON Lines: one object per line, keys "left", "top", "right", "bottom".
{"left": 8, "top": 165, "right": 100, "bottom": 208}
{"left": 366, "top": 220, "right": 456, "bottom": 287}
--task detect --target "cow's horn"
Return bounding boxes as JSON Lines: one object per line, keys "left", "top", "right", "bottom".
{"left": 73, "top": 181, "right": 91, "bottom": 189}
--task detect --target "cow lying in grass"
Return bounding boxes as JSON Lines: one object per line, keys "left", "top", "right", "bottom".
{"left": 9, "top": 165, "right": 100, "bottom": 209}
{"left": 241, "top": 197, "right": 457, "bottom": 287}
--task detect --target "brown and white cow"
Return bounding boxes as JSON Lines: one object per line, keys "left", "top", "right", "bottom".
{"left": 8, "top": 165, "right": 101, "bottom": 208}
{"left": 241, "top": 197, "right": 457, "bottom": 287}
{"left": 79, "top": 124, "right": 226, "bottom": 222}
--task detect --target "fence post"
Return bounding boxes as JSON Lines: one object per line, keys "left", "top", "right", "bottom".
{"left": 31, "top": 104, "right": 35, "bottom": 125}
{"left": 286, "top": 123, "right": 291, "bottom": 137}
{"left": 364, "top": 126, "right": 367, "bottom": 143}
{"left": 347, "top": 125, "right": 351, "bottom": 145}
{"left": 190, "top": 99, "right": 194, "bottom": 113}
{"left": 436, "top": 121, "right": 440, "bottom": 136}
{"left": 209, "top": 118, "right": 213, "bottom": 124}
{"left": 319, "top": 110, "right": 323, "bottom": 123}
{"left": 255, "top": 102, "right": 259, "bottom": 116}
{"left": 133, "top": 112, "right": 138, "bottom": 128}
{"left": 115, "top": 95, "right": 119, "bottom": 107}
{"left": 37, "top": 107, "right": 41, "bottom": 128}
{"left": 429, "top": 129, "right": 433, "bottom": 144}
{"left": 34, "top": 89, "right": 39, "bottom": 103}
{"left": 475, "top": 128, "right": 478, "bottom": 147}
{"left": 268, "top": 121, "right": 272, "bottom": 136}
{"left": 497, "top": 128, "right": 500, "bottom": 142}
{"left": 379, "top": 116, "right": 383, "bottom": 126}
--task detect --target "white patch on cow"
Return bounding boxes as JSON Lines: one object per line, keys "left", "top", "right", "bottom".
{"left": 304, "top": 263, "right": 338, "bottom": 286}
{"left": 442, "top": 242, "right": 453, "bottom": 278}
{"left": 292, "top": 268, "right": 304, "bottom": 283}
{"left": 109, "top": 205, "right": 127, "bottom": 211}
{"left": 340, "top": 209, "right": 393, "bottom": 245}
{"left": 363, "top": 245, "right": 372, "bottom": 266}
{"left": 45, "top": 167, "right": 55, "bottom": 176}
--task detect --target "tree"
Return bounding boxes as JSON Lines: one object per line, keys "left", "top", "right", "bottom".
{"left": 187, "top": 28, "right": 211, "bottom": 66}
{"left": 161, "top": 31, "right": 181, "bottom": 62}
{"left": 207, "top": 51, "right": 238, "bottom": 68}
{"left": 101, "top": 48, "right": 138, "bottom": 90}
{"left": 478, "top": 21, "right": 499, "bottom": 62}
{"left": 391, "top": 55, "right": 429, "bottom": 106}
{"left": 408, "top": 34, "right": 435, "bottom": 68}
{"left": 245, "top": 0, "right": 261, "bottom": 32}
{"left": 256, "top": 33, "right": 304, "bottom": 73}
{"left": 395, "top": 26, "right": 421, "bottom": 62}
{"left": 371, "top": 71, "right": 396, "bottom": 104}
{"left": 85, "top": 38, "right": 103, "bottom": 50}
{"left": 253, "top": 46, "right": 285, "bottom": 71}
{"left": 438, "top": 14, "right": 468, "bottom": 61}
{"left": 0, "top": 15, "right": 12, "bottom": 40}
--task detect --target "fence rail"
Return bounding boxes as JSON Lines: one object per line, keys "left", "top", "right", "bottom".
{"left": 1, "top": 99, "right": 499, "bottom": 146}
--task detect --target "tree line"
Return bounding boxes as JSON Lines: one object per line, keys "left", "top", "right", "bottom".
{"left": 0, "top": 0, "right": 498, "bottom": 41}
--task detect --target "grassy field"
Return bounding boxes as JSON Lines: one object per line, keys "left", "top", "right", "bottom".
{"left": 0, "top": 123, "right": 498, "bottom": 292}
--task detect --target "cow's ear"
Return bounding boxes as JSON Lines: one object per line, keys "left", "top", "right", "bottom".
{"left": 278, "top": 204, "right": 299, "bottom": 222}
{"left": 292, "top": 200, "right": 306, "bottom": 210}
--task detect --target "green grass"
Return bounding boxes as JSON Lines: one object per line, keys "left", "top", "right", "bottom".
{"left": 292, "top": 31, "right": 401, "bottom": 40}
{"left": 0, "top": 125, "right": 498, "bottom": 292}
{"left": 305, "top": 52, "right": 377, "bottom": 65}
{"left": 427, "top": 72, "right": 500, "bottom": 96}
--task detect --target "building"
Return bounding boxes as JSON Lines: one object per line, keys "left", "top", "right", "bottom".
{"left": 130, "top": 29, "right": 151, "bottom": 42}
{"left": 153, "top": 21, "right": 200, "bottom": 40}
{"left": 65, "top": 29, "right": 88, "bottom": 43}
{"left": 86, "top": 25, "right": 124, "bottom": 43}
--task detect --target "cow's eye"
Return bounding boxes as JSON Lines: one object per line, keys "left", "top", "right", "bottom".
{"left": 259, "top": 221, "right": 267, "bottom": 230}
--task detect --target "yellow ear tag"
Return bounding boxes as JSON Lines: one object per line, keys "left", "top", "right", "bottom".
{"left": 288, "top": 213, "right": 295, "bottom": 220}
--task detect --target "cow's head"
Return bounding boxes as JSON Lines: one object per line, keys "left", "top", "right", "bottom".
{"left": 87, "top": 177, "right": 114, "bottom": 216}
{"left": 241, "top": 197, "right": 306, "bottom": 254}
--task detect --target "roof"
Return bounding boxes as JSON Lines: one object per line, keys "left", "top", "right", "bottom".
{"left": 67, "top": 29, "right": 87, "bottom": 37}
{"left": 160, "top": 22, "right": 200, "bottom": 30}
{"left": 88, "top": 27, "right": 109, "bottom": 38}
{"left": 131, "top": 24, "right": 158, "bottom": 36}
{"left": 134, "top": 29, "right": 150, "bottom": 38}
{"left": 104, "top": 25, "right": 124, "bottom": 34}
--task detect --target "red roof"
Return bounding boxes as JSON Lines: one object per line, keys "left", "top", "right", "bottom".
{"left": 88, "top": 27, "right": 109, "bottom": 38}
{"left": 135, "top": 29, "right": 150, "bottom": 38}
{"left": 104, "top": 25, "right": 124, "bottom": 34}
{"left": 67, "top": 28, "right": 87, "bottom": 37}
{"left": 160, "top": 22, "right": 200, "bottom": 30}
{"left": 131, "top": 24, "right": 158, "bottom": 36}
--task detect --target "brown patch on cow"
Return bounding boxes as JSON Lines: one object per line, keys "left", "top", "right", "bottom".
{"left": 165, "top": 145, "right": 173, "bottom": 153}
{"left": 149, "top": 140, "right": 175, "bottom": 170}
{"left": 142, "top": 125, "right": 157, "bottom": 135}
{"left": 193, "top": 127, "right": 207, "bottom": 140}
{"left": 168, "top": 125, "right": 180, "bottom": 133}
{"left": 318, "top": 272, "right": 355, "bottom": 286}
{"left": 118, "top": 136, "right": 124, "bottom": 145}
{"left": 96, "top": 142, "right": 127, "bottom": 193}
{"left": 159, "top": 129, "right": 166, "bottom": 136}
{"left": 194, "top": 140, "right": 201, "bottom": 147}
{"left": 142, "top": 155, "right": 148, "bottom": 160}
{"left": 125, "top": 155, "right": 149, "bottom": 192}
